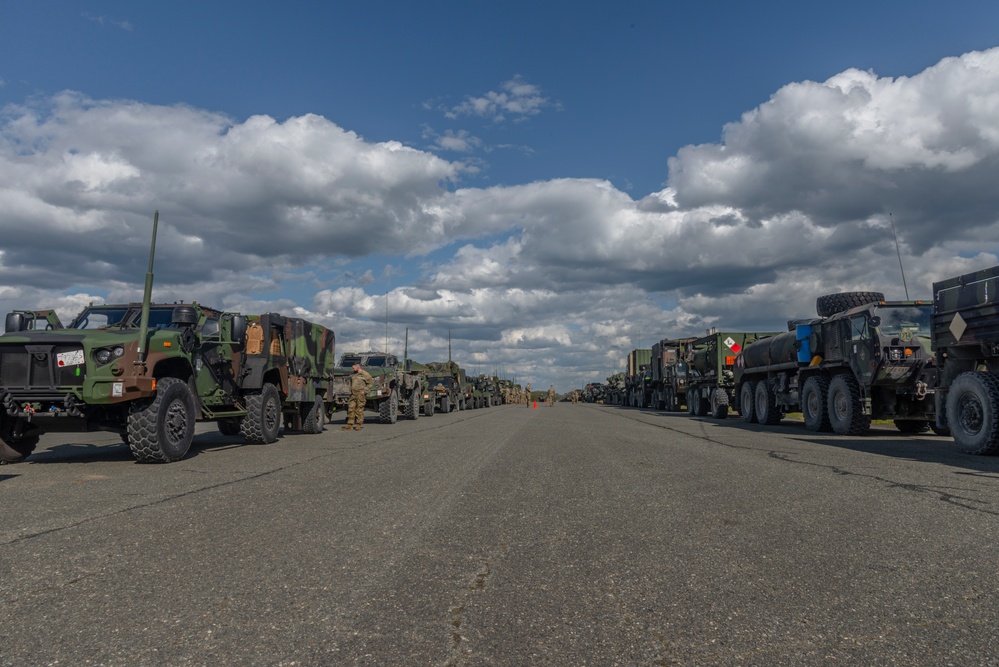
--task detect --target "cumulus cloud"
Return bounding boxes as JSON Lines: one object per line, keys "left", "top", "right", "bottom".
{"left": 444, "top": 76, "right": 556, "bottom": 123}
{"left": 2, "top": 48, "right": 999, "bottom": 390}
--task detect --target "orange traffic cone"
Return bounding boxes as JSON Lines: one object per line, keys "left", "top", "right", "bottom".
{"left": 533, "top": 400, "right": 537, "bottom": 409}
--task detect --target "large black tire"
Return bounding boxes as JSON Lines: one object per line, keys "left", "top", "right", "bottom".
{"left": 424, "top": 397, "right": 435, "bottom": 417}
{"left": 946, "top": 371, "right": 999, "bottom": 454}
{"left": 404, "top": 390, "right": 420, "bottom": 420}
{"left": 754, "top": 381, "right": 782, "bottom": 425}
{"left": 217, "top": 419, "right": 241, "bottom": 436}
{"left": 690, "top": 389, "right": 709, "bottom": 417}
{"left": 303, "top": 396, "right": 325, "bottom": 434}
{"left": 127, "top": 377, "right": 197, "bottom": 463}
{"left": 441, "top": 396, "right": 450, "bottom": 414}
{"left": 379, "top": 389, "right": 398, "bottom": 424}
{"left": 801, "top": 375, "right": 832, "bottom": 432}
{"left": 739, "top": 381, "right": 757, "bottom": 424}
{"left": 816, "top": 291, "right": 885, "bottom": 317}
{"left": 709, "top": 388, "right": 729, "bottom": 419}
{"left": 242, "top": 382, "right": 282, "bottom": 444}
{"left": 827, "top": 374, "right": 871, "bottom": 436}
{"left": 894, "top": 420, "right": 930, "bottom": 434}
{"left": 687, "top": 390, "right": 697, "bottom": 415}
{"left": 0, "top": 417, "right": 40, "bottom": 462}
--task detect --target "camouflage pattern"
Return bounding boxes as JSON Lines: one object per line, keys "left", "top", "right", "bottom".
{"left": 0, "top": 303, "right": 335, "bottom": 463}
{"left": 420, "top": 360, "right": 462, "bottom": 413}
{"left": 331, "top": 351, "right": 424, "bottom": 423}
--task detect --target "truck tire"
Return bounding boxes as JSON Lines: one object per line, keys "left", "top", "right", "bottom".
{"left": 303, "top": 396, "right": 325, "bottom": 434}
{"left": 816, "top": 291, "right": 885, "bottom": 317}
{"left": 740, "top": 381, "right": 758, "bottom": 424}
{"left": 801, "top": 375, "right": 832, "bottom": 432}
{"left": 946, "top": 371, "right": 999, "bottom": 454}
{"left": 0, "top": 418, "right": 40, "bottom": 462}
{"left": 709, "top": 388, "right": 729, "bottom": 419}
{"left": 217, "top": 419, "right": 241, "bottom": 436}
{"left": 379, "top": 389, "right": 399, "bottom": 424}
{"left": 441, "top": 396, "right": 450, "bottom": 414}
{"left": 242, "top": 382, "right": 281, "bottom": 443}
{"left": 827, "top": 374, "right": 870, "bottom": 435}
{"left": 424, "top": 398, "right": 435, "bottom": 416}
{"left": 686, "top": 390, "right": 697, "bottom": 415}
{"left": 404, "top": 390, "right": 420, "bottom": 420}
{"left": 127, "top": 377, "right": 197, "bottom": 463}
{"left": 755, "top": 381, "right": 782, "bottom": 425}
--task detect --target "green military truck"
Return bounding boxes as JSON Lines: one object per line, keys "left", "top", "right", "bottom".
{"left": 623, "top": 349, "right": 652, "bottom": 408}
{"left": 0, "top": 213, "right": 335, "bottom": 464}
{"left": 420, "top": 360, "right": 462, "bottom": 414}
{"left": 733, "top": 292, "right": 938, "bottom": 435}
{"left": 649, "top": 337, "right": 695, "bottom": 411}
{"left": 331, "top": 351, "right": 424, "bottom": 423}
{"left": 684, "top": 329, "right": 781, "bottom": 419}
{"left": 932, "top": 266, "right": 999, "bottom": 453}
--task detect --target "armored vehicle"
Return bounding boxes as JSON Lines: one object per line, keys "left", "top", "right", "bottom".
{"left": 684, "top": 329, "right": 781, "bottom": 419}
{"left": 734, "top": 292, "right": 937, "bottom": 435}
{"left": 0, "top": 214, "right": 336, "bottom": 464}
{"left": 420, "top": 361, "right": 462, "bottom": 414}
{"left": 332, "top": 351, "right": 424, "bottom": 423}
{"left": 932, "top": 266, "right": 999, "bottom": 453}
{"left": 649, "top": 337, "right": 695, "bottom": 411}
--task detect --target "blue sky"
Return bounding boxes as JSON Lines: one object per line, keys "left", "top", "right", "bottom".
{"left": 2, "top": 1, "right": 999, "bottom": 390}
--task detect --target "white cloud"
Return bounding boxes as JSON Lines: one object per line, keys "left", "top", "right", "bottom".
{"left": 444, "top": 76, "right": 556, "bottom": 123}
{"left": 3, "top": 48, "right": 999, "bottom": 390}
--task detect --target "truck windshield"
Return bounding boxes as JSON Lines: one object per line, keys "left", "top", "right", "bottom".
{"left": 874, "top": 304, "right": 932, "bottom": 337}
{"left": 338, "top": 355, "right": 362, "bottom": 367}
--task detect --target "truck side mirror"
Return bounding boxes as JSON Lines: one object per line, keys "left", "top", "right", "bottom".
{"left": 230, "top": 315, "right": 248, "bottom": 349}
{"left": 5, "top": 312, "right": 27, "bottom": 333}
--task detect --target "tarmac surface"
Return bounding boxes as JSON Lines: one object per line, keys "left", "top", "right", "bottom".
{"left": 2, "top": 402, "right": 999, "bottom": 666}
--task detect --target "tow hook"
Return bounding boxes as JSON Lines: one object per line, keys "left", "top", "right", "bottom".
{"left": 915, "top": 381, "right": 928, "bottom": 399}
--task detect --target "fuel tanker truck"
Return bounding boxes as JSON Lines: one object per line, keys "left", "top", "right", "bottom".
{"left": 684, "top": 329, "right": 781, "bottom": 419}
{"left": 733, "top": 291, "right": 939, "bottom": 435}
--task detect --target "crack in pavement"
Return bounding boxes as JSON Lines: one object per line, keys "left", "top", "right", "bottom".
{"left": 441, "top": 543, "right": 508, "bottom": 667}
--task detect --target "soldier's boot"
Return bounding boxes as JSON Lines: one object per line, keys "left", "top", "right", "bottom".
{"left": 354, "top": 425, "right": 363, "bottom": 430}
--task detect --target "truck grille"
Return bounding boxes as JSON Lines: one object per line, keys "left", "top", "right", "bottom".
{"left": 0, "top": 345, "right": 86, "bottom": 390}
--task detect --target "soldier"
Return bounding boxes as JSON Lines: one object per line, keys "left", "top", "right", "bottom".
{"left": 525, "top": 383, "right": 532, "bottom": 407}
{"left": 547, "top": 385, "right": 556, "bottom": 406}
{"left": 343, "top": 363, "right": 374, "bottom": 430}
{"left": 571, "top": 390, "right": 579, "bottom": 405}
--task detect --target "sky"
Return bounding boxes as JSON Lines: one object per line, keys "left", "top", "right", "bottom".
{"left": 2, "top": 1, "right": 999, "bottom": 392}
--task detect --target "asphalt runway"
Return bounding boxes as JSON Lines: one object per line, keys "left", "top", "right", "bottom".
{"left": 2, "top": 403, "right": 998, "bottom": 666}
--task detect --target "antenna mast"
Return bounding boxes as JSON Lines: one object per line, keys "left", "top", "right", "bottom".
{"left": 889, "top": 213, "right": 910, "bottom": 300}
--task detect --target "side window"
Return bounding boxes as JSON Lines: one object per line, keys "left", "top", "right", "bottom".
{"left": 201, "top": 318, "right": 220, "bottom": 337}
{"left": 846, "top": 316, "right": 869, "bottom": 341}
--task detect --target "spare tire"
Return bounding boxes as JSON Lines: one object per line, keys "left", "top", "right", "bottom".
{"left": 816, "top": 291, "right": 885, "bottom": 317}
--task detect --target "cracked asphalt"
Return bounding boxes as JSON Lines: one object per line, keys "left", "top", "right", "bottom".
{"left": 2, "top": 404, "right": 999, "bottom": 666}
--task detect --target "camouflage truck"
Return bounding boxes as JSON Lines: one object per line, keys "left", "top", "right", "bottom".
{"left": 0, "top": 215, "right": 336, "bottom": 464}
{"left": 331, "top": 351, "right": 424, "bottom": 423}
{"left": 932, "top": 266, "right": 999, "bottom": 453}
{"left": 603, "top": 374, "right": 624, "bottom": 405}
{"left": 733, "top": 292, "right": 938, "bottom": 435}
{"left": 684, "top": 329, "right": 781, "bottom": 419}
{"left": 649, "top": 337, "right": 696, "bottom": 411}
{"left": 420, "top": 360, "right": 462, "bottom": 414}
{"left": 624, "top": 349, "right": 652, "bottom": 408}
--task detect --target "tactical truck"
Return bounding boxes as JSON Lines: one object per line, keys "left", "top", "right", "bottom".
{"left": 331, "top": 351, "right": 424, "bottom": 422}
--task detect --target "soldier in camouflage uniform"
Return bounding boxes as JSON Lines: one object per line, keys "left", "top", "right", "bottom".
{"left": 344, "top": 363, "right": 374, "bottom": 430}
{"left": 547, "top": 385, "right": 556, "bottom": 406}
{"left": 525, "top": 383, "right": 532, "bottom": 407}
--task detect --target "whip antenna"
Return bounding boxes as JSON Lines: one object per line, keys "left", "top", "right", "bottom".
{"left": 889, "top": 213, "right": 910, "bottom": 300}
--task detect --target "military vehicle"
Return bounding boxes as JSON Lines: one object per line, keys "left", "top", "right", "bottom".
{"left": 582, "top": 382, "right": 606, "bottom": 404}
{"left": 684, "top": 329, "right": 781, "bottom": 419}
{"left": 603, "top": 374, "right": 624, "bottom": 405}
{"left": 0, "top": 213, "right": 335, "bottom": 464}
{"left": 649, "top": 337, "right": 695, "bottom": 411}
{"left": 331, "top": 350, "right": 424, "bottom": 423}
{"left": 623, "top": 349, "right": 652, "bottom": 408}
{"left": 932, "top": 266, "right": 999, "bottom": 453}
{"left": 733, "top": 292, "right": 938, "bottom": 435}
{"left": 420, "top": 361, "right": 462, "bottom": 414}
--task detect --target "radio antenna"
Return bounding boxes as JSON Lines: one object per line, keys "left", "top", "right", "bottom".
{"left": 889, "top": 213, "right": 910, "bottom": 300}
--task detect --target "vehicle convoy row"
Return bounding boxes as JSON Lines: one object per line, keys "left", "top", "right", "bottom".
{"left": 0, "top": 213, "right": 516, "bottom": 464}
{"left": 615, "top": 264, "right": 999, "bottom": 454}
